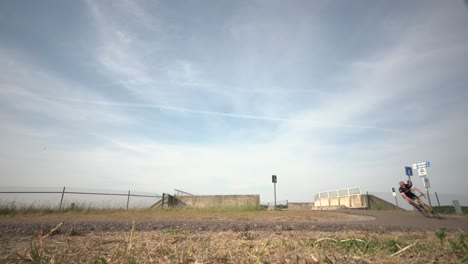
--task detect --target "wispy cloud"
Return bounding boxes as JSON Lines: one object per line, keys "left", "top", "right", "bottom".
{"left": 0, "top": 0, "right": 467, "bottom": 200}
{"left": 0, "top": 49, "right": 132, "bottom": 126}
{"left": 12, "top": 93, "right": 395, "bottom": 131}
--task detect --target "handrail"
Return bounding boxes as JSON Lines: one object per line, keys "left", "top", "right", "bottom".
{"left": 314, "top": 187, "right": 361, "bottom": 201}
{"left": 174, "top": 189, "right": 193, "bottom": 196}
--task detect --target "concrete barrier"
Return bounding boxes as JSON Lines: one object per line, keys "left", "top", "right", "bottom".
{"left": 311, "top": 205, "right": 346, "bottom": 210}
{"left": 175, "top": 195, "right": 260, "bottom": 208}
{"left": 314, "top": 194, "right": 367, "bottom": 208}
{"left": 313, "top": 194, "right": 403, "bottom": 210}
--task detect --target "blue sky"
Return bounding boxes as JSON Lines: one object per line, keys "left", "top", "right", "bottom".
{"left": 0, "top": 0, "right": 467, "bottom": 202}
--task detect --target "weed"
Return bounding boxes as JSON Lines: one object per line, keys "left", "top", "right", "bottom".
{"left": 69, "top": 228, "right": 80, "bottom": 236}
{"left": 0, "top": 201, "right": 17, "bottom": 215}
{"left": 29, "top": 236, "right": 44, "bottom": 263}
{"left": 375, "top": 204, "right": 384, "bottom": 211}
{"left": 162, "top": 229, "right": 182, "bottom": 235}
{"left": 435, "top": 228, "right": 446, "bottom": 244}
{"left": 448, "top": 231, "right": 468, "bottom": 253}
{"left": 238, "top": 231, "right": 257, "bottom": 240}
{"left": 456, "top": 231, "right": 468, "bottom": 250}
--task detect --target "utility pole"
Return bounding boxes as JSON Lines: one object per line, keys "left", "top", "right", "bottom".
{"left": 272, "top": 175, "right": 277, "bottom": 209}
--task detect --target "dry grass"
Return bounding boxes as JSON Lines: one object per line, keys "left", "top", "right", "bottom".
{"left": 0, "top": 207, "right": 351, "bottom": 222}
{"left": 1, "top": 208, "right": 466, "bottom": 263}
{"left": 2, "top": 228, "right": 467, "bottom": 263}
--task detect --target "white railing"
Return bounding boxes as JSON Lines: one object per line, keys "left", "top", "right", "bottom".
{"left": 314, "top": 187, "right": 361, "bottom": 202}
{"left": 174, "top": 189, "right": 193, "bottom": 196}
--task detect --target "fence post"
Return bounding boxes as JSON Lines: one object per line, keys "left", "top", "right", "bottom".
{"left": 162, "top": 193, "right": 165, "bottom": 208}
{"left": 435, "top": 192, "right": 441, "bottom": 207}
{"left": 366, "top": 192, "right": 371, "bottom": 210}
{"left": 59, "top": 187, "right": 66, "bottom": 211}
{"left": 127, "top": 190, "right": 130, "bottom": 210}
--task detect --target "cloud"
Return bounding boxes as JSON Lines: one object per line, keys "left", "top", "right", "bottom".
{"left": 0, "top": 49, "right": 133, "bottom": 126}
{"left": 0, "top": 0, "right": 467, "bottom": 203}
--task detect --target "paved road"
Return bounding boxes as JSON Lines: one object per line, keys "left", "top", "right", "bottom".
{"left": 0, "top": 210, "right": 466, "bottom": 236}
{"left": 322, "top": 210, "right": 468, "bottom": 232}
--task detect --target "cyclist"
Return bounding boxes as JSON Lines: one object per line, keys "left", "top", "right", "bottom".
{"left": 398, "top": 181, "right": 426, "bottom": 207}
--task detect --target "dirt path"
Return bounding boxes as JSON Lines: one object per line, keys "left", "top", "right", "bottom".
{"left": 1, "top": 210, "right": 466, "bottom": 236}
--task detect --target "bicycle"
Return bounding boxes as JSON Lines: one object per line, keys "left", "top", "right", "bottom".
{"left": 411, "top": 195, "right": 441, "bottom": 218}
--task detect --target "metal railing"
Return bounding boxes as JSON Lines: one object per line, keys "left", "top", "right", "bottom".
{"left": 174, "top": 189, "right": 193, "bottom": 196}
{"left": 0, "top": 186, "right": 162, "bottom": 210}
{"left": 314, "top": 187, "right": 361, "bottom": 201}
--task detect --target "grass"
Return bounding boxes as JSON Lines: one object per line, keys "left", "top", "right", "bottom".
{"left": 2, "top": 228, "right": 467, "bottom": 263}
{"left": 0, "top": 205, "right": 467, "bottom": 263}
{"left": 0, "top": 204, "right": 351, "bottom": 222}
{"left": 0, "top": 202, "right": 263, "bottom": 215}
{"left": 433, "top": 205, "right": 468, "bottom": 215}
{"left": 0, "top": 201, "right": 112, "bottom": 215}
{"left": 0, "top": 201, "right": 57, "bottom": 215}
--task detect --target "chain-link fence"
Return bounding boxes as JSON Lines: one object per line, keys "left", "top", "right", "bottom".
{"left": 0, "top": 186, "right": 162, "bottom": 210}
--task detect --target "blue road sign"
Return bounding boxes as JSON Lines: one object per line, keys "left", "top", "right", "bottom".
{"left": 405, "top": 166, "right": 413, "bottom": 176}
{"left": 426, "top": 161, "right": 430, "bottom": 167}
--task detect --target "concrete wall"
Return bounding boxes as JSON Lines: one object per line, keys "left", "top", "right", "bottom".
{"left": 314, "top": 194, "right": 367, "bottom": 209}
{"left": 313, "top": 194, "right": 403, "bottom": 210}
{"left": 289, "top": 202, "right": 314, "bottom": 210}
{"left": 311, "top": 205, "right": 346, "bottom": 210}
{"left": 176, "top": 195, "right": 260, "bottom": 208}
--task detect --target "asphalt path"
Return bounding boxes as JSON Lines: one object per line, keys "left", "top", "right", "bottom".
{"left": 0, "top": 210, "right": 466, "bottom": 236}
{"left": 323, "top": 210, "right": 468, "bottom": 232}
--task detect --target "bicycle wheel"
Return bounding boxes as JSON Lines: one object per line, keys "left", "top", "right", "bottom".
{"left": 419, "top": 208, "right": 430, "bottom": 217}
{"left": 415, "top": 205, "right": 430, "bottom": 217}
{"left": 430, "top": 210, "right": 441, "bottom": 219}
{"left": 421, "top": 203, "right": 439, "bottom": 218}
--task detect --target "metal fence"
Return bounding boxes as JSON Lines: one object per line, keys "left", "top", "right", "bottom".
{"left": 314, "top": 187, "right": 361, "bottom": 201}
{"left": 174, "top": 189, "right": 194, "bottom": 196}
{"left": 0, "top": 186, "right": 162, "bottom": 210}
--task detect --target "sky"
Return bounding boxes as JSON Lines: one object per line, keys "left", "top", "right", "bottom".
{"left": 0, "top": 0, "right": 467, "bottom": 203}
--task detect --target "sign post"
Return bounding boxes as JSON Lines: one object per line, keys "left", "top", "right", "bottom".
{"left": 405, "top": 166, "right": 413, "bottom": 182}
{"left": 272, "top": 175, "right": 277, "bottom": 209}
{"left": 392, "top": 187, "right": 398, "bottom": 207}
{"left": 412, "top": 161, "right": 432, "bottom": 207}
